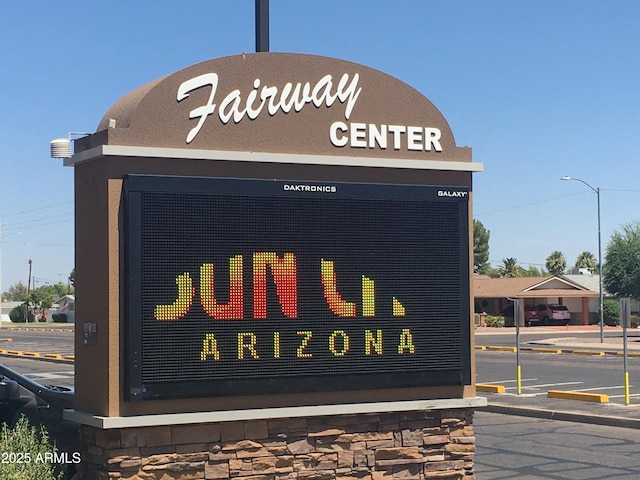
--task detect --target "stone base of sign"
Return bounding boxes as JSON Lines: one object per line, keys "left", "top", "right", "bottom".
{"left": 73, "top": 406, "right": 481, "bottom": 480}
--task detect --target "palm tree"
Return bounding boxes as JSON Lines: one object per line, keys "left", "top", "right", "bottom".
{"left": 545, "top": 251, "right": 567, "bottom": 276}
{"left": 575, "top": 251, "right": 597, "bottom": 273}
{"left": 499, "top": 257, "right": 520, "bottom": 278}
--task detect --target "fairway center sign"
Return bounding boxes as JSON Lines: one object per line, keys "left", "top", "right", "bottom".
{"left": 124, "top": 176, "right": 470, "bottom": 401}
{"left": 95, "top": 53, "right": 469, "bottom": 161}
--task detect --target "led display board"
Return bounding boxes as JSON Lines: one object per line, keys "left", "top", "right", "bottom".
{"left": 123, "top": 175, "right": 470, "bottom": 401}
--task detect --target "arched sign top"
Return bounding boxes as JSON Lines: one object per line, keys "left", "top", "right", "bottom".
{"left": 96, "top": 53, "right": 470, "bottom": 162}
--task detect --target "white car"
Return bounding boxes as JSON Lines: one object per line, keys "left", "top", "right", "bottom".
{"left": 534, "top": 304, "right": 571, "bottom": 325}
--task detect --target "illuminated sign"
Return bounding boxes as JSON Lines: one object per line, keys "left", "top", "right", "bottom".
{"left": 123, "top": 175, "right": 470, "bottom": 400}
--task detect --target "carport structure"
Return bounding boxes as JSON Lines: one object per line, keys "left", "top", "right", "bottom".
{"left": 474, "top": 275, "right": 599, "bottom": 325}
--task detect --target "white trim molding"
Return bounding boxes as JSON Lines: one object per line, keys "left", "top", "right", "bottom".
{"left": 64, "top": 397, "right": 487, "bottom": 429}
{"left": 65, "top": 145, "right": 483, "bottom": 172}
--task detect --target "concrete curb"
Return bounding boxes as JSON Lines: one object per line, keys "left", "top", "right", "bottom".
{"left": 479, "top": 402, "right": 640, "bottom": 430}
{"left": 478, "top": 345, "right": 640, "bottom": 357}
{"left": 1, "top": 325, "right": 74, "bottom": 333}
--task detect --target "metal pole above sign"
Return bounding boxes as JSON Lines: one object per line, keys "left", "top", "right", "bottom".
{"left": 255, "top": 0, "right": 269, "bottom": 52}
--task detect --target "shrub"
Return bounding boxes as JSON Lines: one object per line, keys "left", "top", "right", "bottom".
{"left": 484, "top": 315, "right": 505, "bottom": 328}
{"left": 8, "top": 304, "right": 26, "bottom": 323}
{"left": 602, "top": 299, "right": 621, "bottom": 326}
{"left": 0, "top": 415, "right": 65, "bottom": 480}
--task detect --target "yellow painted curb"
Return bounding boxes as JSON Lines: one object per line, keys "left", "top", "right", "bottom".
{"left": 22, "top": 352, "right": 40, "bottom": 357}
{"left": 530, "top": 348, "right": 562, "bottom": 354}
{"left": 63, "top": 355, "right": 75, "bottom": 361}
{"left": 616, "top": 352, "right": 640, "bottom": 358}
{"left": 7, "top": 350, "right": 22, "bottom": 355}
{"left": 487, "top": 346, "right": 517, "bottom": 352}
{"left": 475, "top": 345, "right": 487, "bottom": 350}
{"left": 572, "top": 350, "right": 605, "bottom": 356}
{"left": 44, "top": 353, "right": 63, "bottom": 359}
{"left": 547, "top": 390, "right": 609, "bottom": 403}
{"left": 476, "top": 383, "right": 506, "bottom": 394}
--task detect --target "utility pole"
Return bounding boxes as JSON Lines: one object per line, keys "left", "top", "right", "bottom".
{"left": 255, "top": 0, "right": 269, "bottom": 52}
{"left": 27, "top": 259, "right": 32, "bottom": 294}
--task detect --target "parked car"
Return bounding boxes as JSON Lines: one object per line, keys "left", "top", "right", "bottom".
{"left": 534, "top": 304, "right": 571, "bottom": 326}
{"left": 0, "top": 364, "right": 78, "bottom": 453}
{"left": 500, "top": 305, "right": 540, "bottom": 326}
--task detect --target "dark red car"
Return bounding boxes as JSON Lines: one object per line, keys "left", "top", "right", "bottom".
{"left": 501, "top": 305, "right": 540, "bottom": 326}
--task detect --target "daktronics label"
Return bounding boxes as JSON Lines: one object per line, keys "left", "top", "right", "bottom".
{"left": 123, "top": 176, "right": 470, "bottom": 400}
{"left": 283, "top": 184, "right": 337, "bottom": 193}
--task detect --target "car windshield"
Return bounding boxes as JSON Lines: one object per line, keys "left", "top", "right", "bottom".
{"left": 550, "top": 305, "right": 568, "bottom": 310}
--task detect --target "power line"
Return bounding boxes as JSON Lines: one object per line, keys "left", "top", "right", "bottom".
{"left": 0, "top": 201, "right": 72, "bottom": 219}
{"left": 3, "top": 219, "right": 72, "bottom": 232}
{"left": 2, "top": 212, "right": 72, "bottom": 227}
{"left": 475, "top": 191, "right": 589, "bottom": 216}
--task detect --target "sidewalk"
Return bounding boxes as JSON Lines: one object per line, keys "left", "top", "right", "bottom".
{"left": 476, "top": 325, "right": 640, "bottom": 428}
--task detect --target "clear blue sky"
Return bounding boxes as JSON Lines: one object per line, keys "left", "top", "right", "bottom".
{"left": 1, "top": 1, "right": 639, "bottom": 292}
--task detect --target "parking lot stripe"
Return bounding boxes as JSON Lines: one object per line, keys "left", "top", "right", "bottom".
{"left": 569, "top": 386, "right": 631, "bottom": 393}
{"left": 608, "top": 393, "right": 640, "bottom": 399}
{"left": 479, "top": 378, "right": 538, "bottom": 384}
{"left": 504, "top": 381, "right": 583, "bottom": 390}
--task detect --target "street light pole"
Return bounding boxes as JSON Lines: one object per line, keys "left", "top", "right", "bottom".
{"left": 561, "top": 176, "right": 604, "bottom": 343}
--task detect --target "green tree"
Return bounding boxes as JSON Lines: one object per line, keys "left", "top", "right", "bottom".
{"left": 473, "top": 220, "right": 491, "bottom": 274}
{"left": 545, "top": 250, "right": 567, "bottom": 276}
{"left": 27, "top": 289, "right": 53, "bottom": 310}
{"left": 520, "top": 265, "right": 546, "bottom": 277}
{"left": 68, "top": 268, "right": 75, "bottom": 288}
{"left": 575, "top": 251, "right": 597, "bottom": 273}
{"left": 603, "top": 221, "right": 640, "bottom": 298}
{"left": 499, "top": 257, "right": 520, "bottom": 278}
{"left": 3, "top": 281, "right": 28, "bottom": 301}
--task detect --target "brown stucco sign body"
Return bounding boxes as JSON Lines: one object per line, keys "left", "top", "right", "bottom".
{"left": 86, "top": 53, "right": 470, "bottom": 163}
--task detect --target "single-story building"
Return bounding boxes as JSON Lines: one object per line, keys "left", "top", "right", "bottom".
{"left": 473, "top": 275, "right": 599, "bottom": 325}
{"left": 47, "top": 295, "right": 75, "bottom": 323}
{"left": 0, "top": 301, "right": 23, "bottom": 324}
